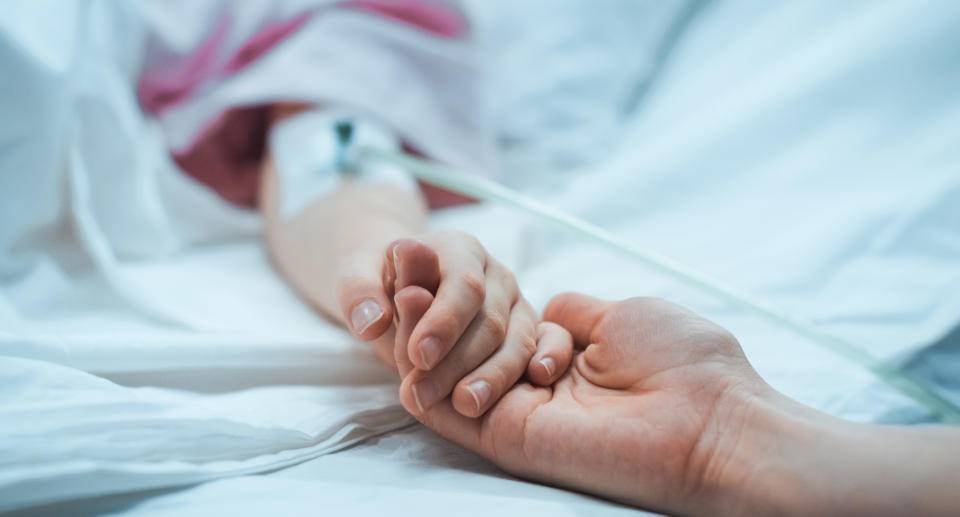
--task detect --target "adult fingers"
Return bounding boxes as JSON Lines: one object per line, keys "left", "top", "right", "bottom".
{"left": 525, "top": 321, "right": 573, "bottom": 386}
{"left": 542, "top": 292, "right": 614, "bottom": 348}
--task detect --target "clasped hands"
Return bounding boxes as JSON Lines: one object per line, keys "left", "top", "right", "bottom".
{"left": 336, "top": 233, "right": 772, "bottom": 515}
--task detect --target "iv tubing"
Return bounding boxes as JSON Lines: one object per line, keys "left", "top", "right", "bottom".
{"left": 359, "top": 146, "right": 960, "bottom": 424}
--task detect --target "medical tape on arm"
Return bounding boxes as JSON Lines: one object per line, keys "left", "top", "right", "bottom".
{"left": 268, "top": 109, "right": 417, "bottom": 220}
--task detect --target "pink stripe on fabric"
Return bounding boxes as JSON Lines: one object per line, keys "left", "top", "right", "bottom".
{"left": 172, "top": 106, "right": 271, "bottom": 209}
{"left": 341, "top": 0, "right": 467, "bottom": 38}
{"left": 225, "top": 13, "right": 312, "bottom": 74}
{"left": 137, "top": 18, "right": 231, "bottom": 115}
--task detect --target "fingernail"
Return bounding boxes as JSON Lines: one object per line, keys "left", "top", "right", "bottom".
{"left": 411, "top": 378, "right": 438, "bottom": 414}
{"left": 393, "top": 244, "right": 402, "bottom": 273}
{"left": 466, "top": 380, "right": 492, "bottom": 412}
{"left": 351, "top": 300, "right": 383, "bottom": 334}
{"left": 539, "top": 357, "right": 556, "bottom": 378}
{"left": 419, "top": 336, "right": 443, "bottom": 368}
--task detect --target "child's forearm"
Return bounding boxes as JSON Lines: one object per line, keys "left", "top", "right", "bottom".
{"left": 258, "top": 148, "right": 426, "bottom": 324}
{"left": 258, "top": 103, "right": 426, "bottom": 324}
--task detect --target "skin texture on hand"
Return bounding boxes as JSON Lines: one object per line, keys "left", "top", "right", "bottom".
{"left": 260, "top": 106, "right": 960, "bottom": 516}
{"left": 262, "top": 118, "right": 573, "bottom": 416}
{"left": 398, "top": 291, "right": 960, "bottom": 517}
{"left": 259, "top": 103, "right": 428, "bottom": 366}
{"left": 394, "top": 291, "right": 765, "bottom": 515}
{"left": 388, "top": 236, "right": 573, "bottom": 418}
{"left": 260, "top": 104, "right": 571, "bottom": 404}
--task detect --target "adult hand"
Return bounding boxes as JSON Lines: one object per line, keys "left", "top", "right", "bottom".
{"left": 395, "top": 291, "right": 773, "bottom": 515}
{"left": 399, "top": 289, "right": 960, "bottom": 517}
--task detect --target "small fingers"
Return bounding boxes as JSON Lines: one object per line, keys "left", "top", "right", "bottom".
{"left": 525, "top": 321, "right": 573, "bottom": 386}
{"left": 384, "top": 239, "right": 440, "bottom": 371}
{"left": 408, "top": 238, "right": 490, "bottom": 370}
{"left": 399, "top": 294, "right": 534, "bottom": 417}
{"left": 398, "top": 307, "right": 503, "bottom": 416}
{"left": 337, "top": 264, "right": 393, "bottom": 341}
{"left": 394, "top": 285, "right": 434, "bottom": 378}
{"left": 449, "top": 301, "right": 538, "bottom": 418}
{"left": 390, "top": 239, "right": 441, "bottom": 295}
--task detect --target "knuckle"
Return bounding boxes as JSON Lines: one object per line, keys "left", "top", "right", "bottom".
{"left": 455, "top": 230, "right": 480, "bottom": 247}
{"left": 448, "top": 349, "right": 475, "bottom": 378}
{"left": 482, "top": 309, "right": 508, "bottom": 344}
{"left": 461, "top": 272, "right": 486, "bottom": 301}
{"left": 455, "top": 232, "right": 486, "bottom": 261}
{"left": 429, "top": 309, "right": 460, "bottom": 336}
{"left": 494, "top": 262, "right": 517, "bottom": 290}
{"left": 717, "top": 327, "right": 739, "bottom": 349}
{"left": 484, "top": 361, "right": 511, "bottom": 391}
{"left": 517, "top": 330, "right": 538, "bottom": 358}
{"left": 448, "top": 346, "right": 477, "bottom": 374}
{"left": 417, "top": 308, "right": 463, "bottom": 340}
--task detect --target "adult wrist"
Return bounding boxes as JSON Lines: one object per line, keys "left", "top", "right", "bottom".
{"left": 690, "top": 381, "right": 833, "bottom": 516}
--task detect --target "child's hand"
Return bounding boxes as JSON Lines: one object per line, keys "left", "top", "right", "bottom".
{"left": 386, "top": 236, "right": 573, "bottom": 417}
{"left": 386, "top": 233, "right": 572, "bottom": 417}
{"left": 335, "top": 231, "right": 572, "bottom": 417}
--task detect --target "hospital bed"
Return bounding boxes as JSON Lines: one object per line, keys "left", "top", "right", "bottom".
{"left": 3, "top": 1, "right": 960, "bottom": 515}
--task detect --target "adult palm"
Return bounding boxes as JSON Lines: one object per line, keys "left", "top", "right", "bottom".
{"left": 394, "top": 289, "right": 766, "bottom": 516}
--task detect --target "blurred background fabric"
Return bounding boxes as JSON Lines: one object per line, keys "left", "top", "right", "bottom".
{"left": 465, "top": 0, "right": 697, "bottom": 188}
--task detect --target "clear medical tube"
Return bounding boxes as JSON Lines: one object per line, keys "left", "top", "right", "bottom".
{"left": 358, "top": 147, "right": 960, "bottom": 424}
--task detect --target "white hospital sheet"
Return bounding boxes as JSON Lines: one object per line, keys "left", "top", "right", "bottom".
{"left": 0, "top": 240, "right": 417, "bottom": 512}
{"left": 0, "top": 357, "right": 409, "bottom": 512}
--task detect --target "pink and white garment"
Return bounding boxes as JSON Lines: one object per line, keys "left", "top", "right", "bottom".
{"left": 0, "top": 0, "right": 491, "bottom": 329}
{"left": 0, "top": 2, "right": 497, "bottom": 510}
{"left": 137, "top": 0, "right": 494, "bottom": 208}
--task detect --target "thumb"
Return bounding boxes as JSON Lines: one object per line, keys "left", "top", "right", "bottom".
{"left": 542, "top": 292, "right": 613, "bottom": 348}
{"left": 337, "top": 255, "right": 394, "bottom": 341}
